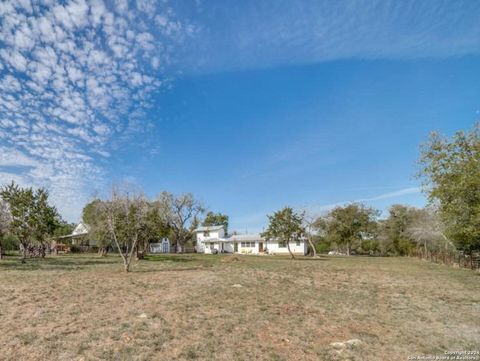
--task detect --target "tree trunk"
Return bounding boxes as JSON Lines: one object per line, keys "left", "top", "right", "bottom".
{"left": 0, "top": 244, "right": 3, "bottom": 259}
{"left": 307, "top": 236, "right": 317, "bottom": 257}
{"left": 124, "top": 235, "right": 140, "bottom": 272}
{"left": 346, "top": 241, "right": 350, "bottom": 256}
{"left": 21, "top": 243, "right": 27, "bottom": 263}
{"left": 287, "top": 241, "right": 295, "bottom": 260}
{"left": 98, "top": 247, "right": 107, "bottom": 257}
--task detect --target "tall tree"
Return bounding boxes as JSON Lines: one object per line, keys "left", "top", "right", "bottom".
{"left": 302, "top": 211, "right": 319, "bottom": 257}
{"left": 262, "top": 207, "right": 305, "bottom": 259}
{"left": 53, "top": 220, "right": 74, "bottom": 238}
{"left": 202, "top": 212, "right": 229, "bottom": 234}
{"left": 317, "top": 203, "right": 378, "bottom": 256}
{"left": 157, "top": 192, "right": 204, "bottom": 253}
{"left": 0, "top": 197, "right": 12, "bottom": 259}
{"left": 139, "top": 201, "right": 171, "bottom": 254}
{"left": 101, "top": 187, "right": 148, "bottom": 272}
{"left": 405, "top": 207, "right": 452, "bottom": 253}
{"left": 418, "top": 124, "right": 480, "bottom": 253}
{"left": 32, "top": 188, "right": 59, "bottom": 257}
{"left": 380, "top": 204, "right": 418, "bottom": 256}
{"left": 83, "top": 199, "right": 111, "bottom": 256}
{"left": 0, "top": 182, "right": 59, "bottom": 262}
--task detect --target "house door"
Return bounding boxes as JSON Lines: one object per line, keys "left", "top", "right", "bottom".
{"left": 258, "top": 242, "right": 264, "bottom": 252}
{"left": 234, "top": 242, "right": 238, "bottom": 252}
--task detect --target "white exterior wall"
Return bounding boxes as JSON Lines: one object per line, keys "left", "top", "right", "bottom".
{"left": 196, "top": 228, "right": 226, "bottom": 252}
{"left": 236, "top": 241, "right": 259, "bottom": 254}
{"left": 203, "top": 240, "right": 307, "bottom": 255}
{"left": 195, "top": 227, "right": 308, "bottom": 256}
{"left": 265, "top": 240, "right": 307, "bottom": 255}
{"left": 203, "top": 242, "right": 218, "bottom": 254}
{"left": 223, "top": 243, "right": 234, "bottom": 253}
{"left": 203, "top": 241, "right": 234, "bottom": 254}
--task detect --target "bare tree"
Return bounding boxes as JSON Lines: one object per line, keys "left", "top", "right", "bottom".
{"left": 101, "top": 186, "right": 148, "bottom": 272}
{"left": 0, "top": 198, "right": 12, "bottom": 259}
{"left": 406, "top": 207, "right": 454, "bottom": 253}
{"left": 302, "top": 211, "right": 319, "bottom": 257}
{"left": 157, "top": 192, "right": 204, "bottom": 253}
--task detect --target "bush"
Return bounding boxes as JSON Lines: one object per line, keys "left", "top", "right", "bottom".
{"left": 361, "top": 239, "right": 380, "bottom": 254}
{"left": 70, "top": 244, "right": 82, "bottom": 253}
{"left": 0, "top": 235, "right": 19, "bottom": 252}
{"left": 315, "top": 242, "right": 331, "bottom": 254}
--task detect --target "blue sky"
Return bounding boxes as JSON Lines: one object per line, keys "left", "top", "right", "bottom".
{"left": 0, "top": 0, "right": 479, "bottom": 231}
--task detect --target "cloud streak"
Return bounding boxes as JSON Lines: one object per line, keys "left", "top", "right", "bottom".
{"left": 359, "top": 187, "right": 421, "bottom": 202}
{"left": 179, "top": 0, "right": 480, "bottom": 73}
{"left": 304, "top": 187, "right": 422, "bottom": 216}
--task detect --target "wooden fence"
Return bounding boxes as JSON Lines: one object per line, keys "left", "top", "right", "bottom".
{"left": 411, "top": 249, "right": 480, "bottom": 271}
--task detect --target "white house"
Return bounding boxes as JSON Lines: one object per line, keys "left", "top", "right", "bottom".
{"left": 58, "top": 222, "right": 94, "bottom": 246}
{"left": 195, "top": 225, "right": 307, "bottom": 255}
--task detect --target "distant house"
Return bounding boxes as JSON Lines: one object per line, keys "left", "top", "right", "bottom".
{"left": 195, "top": 225, "right": 307, "bottom": 255}
{"left": 58, "top": 222, "right": 96, "bottom": 246}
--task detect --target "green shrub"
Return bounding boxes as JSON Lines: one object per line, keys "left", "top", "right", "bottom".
{"left": 0, "top": 234, "right": 19, "bottom": 252}
{"left": 70, "top": 244, "right": 82, "bottom": 253}
{"left": 315, "top": 242, "right": 331, "bottom": 254}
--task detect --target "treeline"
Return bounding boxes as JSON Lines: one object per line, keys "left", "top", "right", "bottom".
{"left": 0, "top": 182, "right": 228, "bottom": 270}
{"left": 313, "top": 123, "right": 480, "bottom": 264}
{"left": 0, "top": 123, "right": 479, "bottom": 270}
{"left": 81, "top": 188, "right": 208, "bottom": 271}
{"left": 311, "top": 203, "right": 450, "bottom": 257}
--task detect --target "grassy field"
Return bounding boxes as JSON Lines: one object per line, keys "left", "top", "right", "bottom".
{"left": 0, "top": 254, "right": 478, "bottom": 361}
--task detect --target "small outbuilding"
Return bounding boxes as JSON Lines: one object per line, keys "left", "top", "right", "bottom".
{"left": 149, "top": 238, "right": 171, "bottom": 253}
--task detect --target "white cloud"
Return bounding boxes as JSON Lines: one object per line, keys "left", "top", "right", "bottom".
{"left": 0, "top": 147, "right": 39, "bottom": 167}
{"left": 115, "top": 0, "right": 128, "bottom": 14}
{"left": 0, "top": 0, "right": 195, "bottom": 221}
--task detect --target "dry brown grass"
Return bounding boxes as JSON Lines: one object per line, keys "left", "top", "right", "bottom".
{"left": 0, "top": 254, "right": 478, "bottom": 360}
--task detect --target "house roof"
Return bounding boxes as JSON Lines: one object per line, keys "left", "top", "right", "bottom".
{"left": 58, "top": 222, "right": 90, "bottom": 239}
{"left": 72, "top": 222, "right": 90, "bottom": 235}
{"left": 228, "top": 234, "right": 264, "bottom": 241}
{"left": 194, "top": 225, "right": 225, "bottom": 232}
{"left": 203, "top": 234, "right": 265, "bottom": 242}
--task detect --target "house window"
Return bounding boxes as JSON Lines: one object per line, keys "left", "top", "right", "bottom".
{"left": 204, "top": 231, "right": 210, "bottom": 237}
{"left": 296, "top": 240, "right": 300, "bottom": 246}
{"left": 241, "top": 242, "right": 255, "bottom": 247}
{"left": 279, "top": 241, "right": 286, "bottom": 248}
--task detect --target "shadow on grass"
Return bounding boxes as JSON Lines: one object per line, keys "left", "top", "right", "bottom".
{"left": 134, "top": 265, "right": 214, "bottom": 273}
{"left": 0, "top": 255, "right": 121, "bottom": 271}
{"left": 143, "top": 254, "right": 222, "bottom": 264}
{"left": 294, "top": 257, "right": 330, "bottom": 261}
{"left": 143, "top": 254, "right": 195, "bottom": 263}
